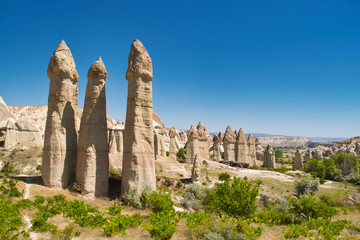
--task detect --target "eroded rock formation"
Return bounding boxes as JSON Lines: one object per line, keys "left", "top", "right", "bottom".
{"left": 186, "top": 125, "right": 199, "bottom": 164}
{"left": 121, "top": 39, "right": 156, "bottom": 194}
{"left": 191, "top": 154, "right": 200, "bottom": 183}
{"left": 169, "top": 127, "right": 177, "bottom": 161}
{"left": 293, "top": 149, "right": 303, "bottom": 170}
{"left": 223, "top": 126, "right": 236, "bottom": 161}
{"left": 76, "top": 57, "right": 109, "bottom": 197}
{"left": 212, "top": 134, "right": 222, "bottom": 161}
{"left": 247, "top": 133, "right": 257, "bottom": 166}
{"left": 235, "top": 128, "right": 247, "bottom": 163}
{"left": 264, "top": 145, "right": 276, "bottom": 168}
{"left": 42, "top": 40, "right": 79, "bottom": 188}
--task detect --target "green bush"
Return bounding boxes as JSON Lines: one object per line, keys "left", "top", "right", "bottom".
{"left": 218, "top": 173, "right": 231, "bottom": 182}
{"left": 144, "top": 190, "right": 174, "bottom": 213}
{"left": 294, "top": 177, "right": 319, "bottom": 197}
{"left": 332, "top": 153, "right": 359, "bottom": 176}
{"left": 186, "top": 211, "right": 210, "bottom": 228}
{"left": 255, "top": 208, "right": 294, "bottom": 226}
{"left": 103, "top": 205, "right": 142, "bottom": 236}
{"left": 184, "top": 184, "right": 206, "bottom": 200}
{"left": 144, "top": 211, "right": 182, "bottom": 240}
{"left": 109, "top": 167, "right": 122, "bottom": 180}
{"left": 176, "top": 148, "right": 186, "bottom": 159}
{"left": 190, "top": 215, "right": 262, "bottom": 240}
{"left": 0, "top": 160, "right": 15, "bottom": 176}
{"left": 203, "top": 176, "right": 259, "bottom": 218}
{"left": 288, "top": 195, "right": 338, "bottom": 221}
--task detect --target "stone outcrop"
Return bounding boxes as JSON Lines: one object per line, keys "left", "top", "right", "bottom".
{"left": 304, "top": 149, "right": 311, "bottom": 162}
{"left": 76, "top": 57, "right": 109, "bottom": 197}
{"left": 257, "top": 136, "right": 309, "bottom": 147}
{"left": 0, "top": 97, "right": 42, "bottom": 149}
{"left": 235, "top": 129, "right": 247, "bottom": 163}
{"left": 154, "top": 127, "right": 166, "bottom": 159}
{"left": 247, "top": 133, "right": 257, "bottom": 166}
{"left": 223, "top": 126, "right": 236, "bottom": 161}
{"left": 191, "top": 154, "right": 200, "bottom": 183}
{"left": 169, "top": 127, "right": 177, "bottom": 161}
{"left": 293, "top": 149, "right": 303, "bottom": 170}
{"left": 212, "top": 134, "right": 222, "bottom": 161}
{"left": 121, "top": 39, "right": 156, "bottom": 194}
{"left": 312, "top": 150, "right": 323, "bottom": 160}
{"left": 109, "top": 124, "right": 124, "bottom": 169}
{"left": 196, "top": 122, "right": 210, "bottom": 160}
{"left": 42, "top": 40, "right": 79, "bottom": 188}
{"left": 186, "top": 125, "right": 199, "bottom": 164}
{"left": 264, "top": 145, "right": 276, "bottom": 168}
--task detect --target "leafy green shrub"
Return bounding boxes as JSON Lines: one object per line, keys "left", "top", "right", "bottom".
{"left": 288, "top": 195, "right": 338, "bottom": 221}
{"left": 218, "top": 173, "right": 231, "bottom": 182}
{"left": 184, "top": 183, "right": 206, "bottom": 200}
{"left": 64, "top": 199, "right": 105, "bottom": 228}
{"left": 191, "top": 215, "right": 262, "bottom": 240}
{"left": 103, "top": 205, "right": 142, "bottom": 236}
{"left": 176, "top": 148, "right": 186, "bottom": 159}
{"left": 332, "top": 153, "right": 359, "bottom": 176}
{"left": 144, "top": 211, "right": 182, "bottom": 240}
{"left": 121, "top": 188, "right": 143, "bottom": 209}
{"left": 109, "top": 167, "right": 122, "bottom": 180}
{"left": 144, "top": 190, "right": 174, "bottom": 213}
{"left": 203, "top": 177, "right": 259, "bottom": 218}
{"left": 186, "top": 211, "right": 210, "bottom": 228}
{"left": 294, "top": 177, "right": 319, "bottom": 197}
{"left": 255, "top": 208, "right": 294, "bottom": 226}
{"left": 283, "top": 219, "right": 349, "bottom": 239}
{"left": 0, "top": 160, "right": 15, "bottom": 176}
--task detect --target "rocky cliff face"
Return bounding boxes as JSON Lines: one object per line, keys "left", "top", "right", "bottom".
{"left": 257, "top": 136, "right": 309, "bottom": 147}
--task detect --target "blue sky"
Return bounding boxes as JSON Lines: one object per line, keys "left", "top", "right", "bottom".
{"left": 1, "top": 0, "right": 359, "bottom": 137}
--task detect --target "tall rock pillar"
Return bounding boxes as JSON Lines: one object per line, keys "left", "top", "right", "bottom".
{"left": 264, "top": 145, "right": 276, "bottom": 168}
{"left": 293, "top": 149, "right": 303, "bottom": 170}
{"left": 235, "top": 129, "right": 247, "bottom": 163}
{"left": 212, "top": 134, "right": 222, "bottom": 161}
{"left": 76, "top": 57, "right": 109, "bottom": 197}
{"left": 223, "top": 126, "right": 236, "bottom": 161}
{"left": 121, "top": 39, "right": 156, "bottom": 194}
{"left": 42, "top": 40, "right": 79, "bottom": 188}
{"left": 169, "top": 127, "right": 177, "bottom": 161}
{"left": 186, "top": 125, "right": 199, "bottom": 164}
{"left": 247, "top": 133, "right": 256, "bottom": 166}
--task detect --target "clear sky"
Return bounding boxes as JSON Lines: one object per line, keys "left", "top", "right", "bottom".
{"left": 1, "top": 0, "right": 359, "bottom": 138}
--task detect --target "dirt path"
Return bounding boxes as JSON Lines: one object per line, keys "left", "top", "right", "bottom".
{"left": 22, "top": 178, "right": 38, "bottom": 240}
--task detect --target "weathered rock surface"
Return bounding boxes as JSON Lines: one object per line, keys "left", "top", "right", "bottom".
{"left": 247, "top": 133, "right": 257, "bottom": 166}
{"left": 304, "top": 149, "right": 311, "bottom": 162}
{"left": 293, "top": 149, "right": 303, "bottom": 170}
{"left": 121, "top": 39, "right": 156, "bottom": 194}
{"left": 264, "top": 145, "right": 276, "bottom": 168}
{"left": 235, "top": 128, "right": 247, "bottom": 163}
{"left": 76, "top": 57, "right": 109, "bottom": 197}
{"left": 257, "top": 136, "right": 309, "bottom": 147}
{"left": 212, "top": 134, "right": 222, "bottom": 161}
{"left": 186, "top": 125, "right": 199, "bottom": 164}
{"left": 191, "top": 154, "right": 200, "bottom": 183}
{"left": 196, "top": 122, "right": 210, "bottom": 160}
{"left": 42, "top": 40, "right": 79, "bottom": 188}
{"left": 223, "top": 126, "right": 236, "bottom": 161}
{"left": 169, "top": 127, "right": 177, "bottom": 161}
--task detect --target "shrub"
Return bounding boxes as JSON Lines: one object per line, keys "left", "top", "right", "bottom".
{"left": 191, "top": 215, "right": 262, "bottom": 240}
{"left": 184, "top": 184, "right": 206, "bottom": 200}
{"left": 203, "top": 177, "right": 259, "bottom": 218}
{"left": 176, "top": 148, "right": 186, "bottom": 159}
{"left": 0, "top": 160, "right": 15, "bottom": 176}
{"left": 332, "top": 153, "right": 359, "bottom": 176}
{"left": 294, "top": 177, "right": 319, "bottom": 197}
{"left": 218, "top": 173, "right": 231, "bottom": 182}
{"left": 288, "top": 195, "right": 338, "bottom": 221}
{"left": 121, "top": 188, "right": 143, "bottom": 209}
{"left": 144, "top": 211, "right": 182, "bottom": 240}
{"left": 186, "top": 211, "right": 210, "bottom": 228}
{"left": 144, "top": 190, "right": 174, "bottom": 213}
{"left": 255, "top": 208, "right": 294, "bottom": 226}
{"left": 109, "top": 168, "right": 122, "bottom": 180}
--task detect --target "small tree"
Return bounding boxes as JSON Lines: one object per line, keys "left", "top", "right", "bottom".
{"left": 176, "top": 148, "right": 186, "bottom": 159}
{"left": 294, "top": 177, "right": 319, "bottom": 197}
{"left": 203, "top": 176, "right": 259, "bottom": 218}
{"left": 274, "top": 149, "right": 283, "bottom": 161}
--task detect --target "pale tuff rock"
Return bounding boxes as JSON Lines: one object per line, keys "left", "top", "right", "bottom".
{"left": 109, "top": 129, "right": 123, "bottom": 168}
{"left": 256, "top": 144, "right": 265, "bottom": 162}
{"left": 355, "top": 143, "right": 360, "bottom": 156}
{"left": 312, "top": 150, "right": 323, "bottom": 160}
{"left": 0, "top": 97, "right": 42, "bottom": 148}
{"left": 169, "top": 127, "right": 177, "bottom": 161}
{"left": 212, "top": 134, "right": 222, "bottom": 161}
{"left": 196, "top": 122, "right": 210, "bottom": 160}
{"left": 223, "top": 126, "right": 236, "bottom": 161}
{"left": 293, "top": 149, "right": 303, "bottom": 170}
{"left": 304, "top": 149, "right": 311, "bottom": 162}
{"left": 76, "top": 57, "right": 109, "bottom": 197}
{"left": 42, "top": 40, "right": 79, "bottom": 188}
{"left": 264, "top": 145, "right": 276, "bottom": 168}
{"left": 191, "top": 154, "right": 200, "bottom": 183}
{"left": 186, "top": 125, "right": 199, "bottom": 164}
{"left": 218, "top": 131, "right": 223, "bottom": 144}
{"left": 235, "top": 129, "right": 247, "bottom": 163}
{"left": 121, "top": 39, "right": 156, "bottom": 194}
{"left": 257, "top": 136, "right": 309, "bottom": 147}
{"left": 247, "top": 133, "right": 257, "bottom": 166}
